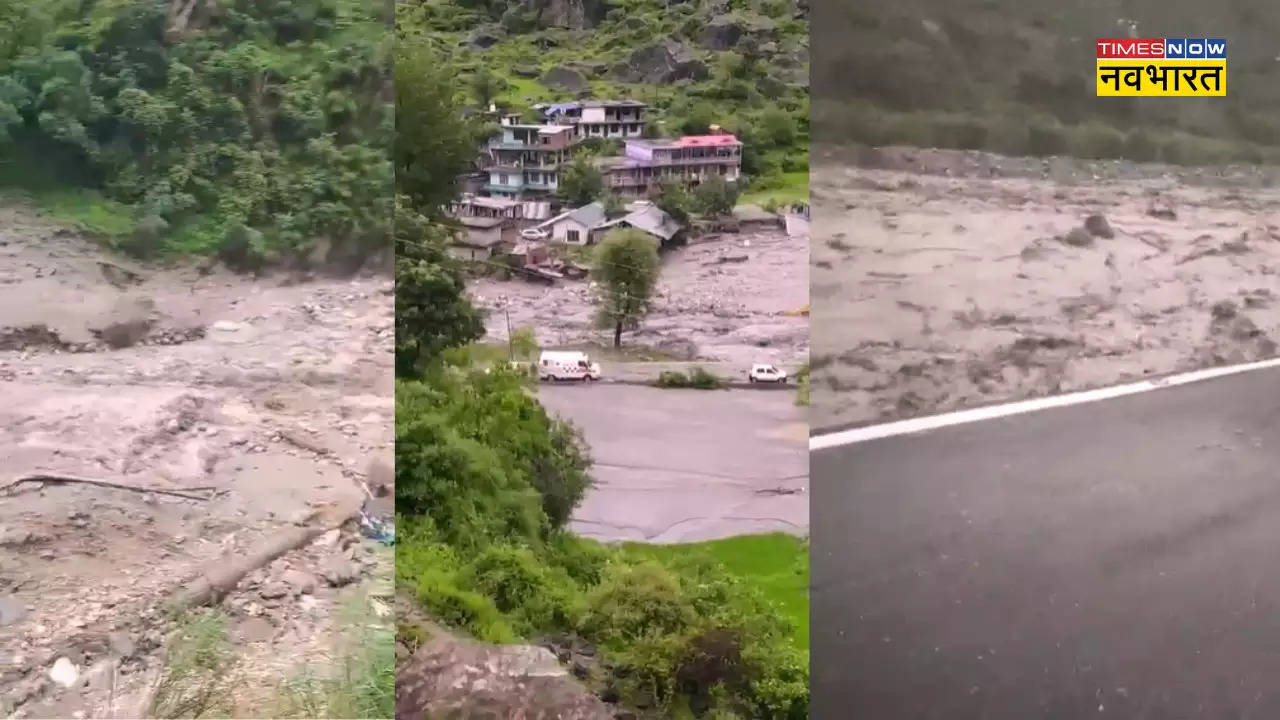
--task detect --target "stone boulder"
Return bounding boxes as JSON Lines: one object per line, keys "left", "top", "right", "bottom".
{"left": 616, "top": 41, "right": 708, "bottom": 84}
{"left": 468, "top": 25, "right": 504, "bottom": 48}
{"left": 542, "top": 65, "right": 589, "bottom": 92}
{"left": 701, "top": 15, "right": 745, "bottom": 49}
{"left": 397, "top": 627, "right": 612, "bottom": 719}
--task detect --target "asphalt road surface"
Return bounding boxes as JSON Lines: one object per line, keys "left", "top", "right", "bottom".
{"left": 538, "top": 384, "right": 808, "bottom": 543}
{"left": 812, "top": 366, "right": 1280, "bottom": 719}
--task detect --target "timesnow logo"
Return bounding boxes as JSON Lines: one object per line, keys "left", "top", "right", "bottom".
{"left": 1095, "top": 37, "right": 1226, "bottom": 97}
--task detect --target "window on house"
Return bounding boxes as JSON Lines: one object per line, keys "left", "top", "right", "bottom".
{"left": 567, "top": 230, "right": 580, "bottom": 244}
{"left": 499, "top": 173, "right": 508, "bottom": 184}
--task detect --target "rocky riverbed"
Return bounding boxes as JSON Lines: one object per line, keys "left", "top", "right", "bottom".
{"left": 0, "top": 203, "right": 393, "bottom": 718}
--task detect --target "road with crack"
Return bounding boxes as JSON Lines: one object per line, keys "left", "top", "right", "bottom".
{"left": 811, "top": 366, "right": 1280, "bottom": 719}
{"left": 538, "top": 384, "right": 809, "bottom": 543}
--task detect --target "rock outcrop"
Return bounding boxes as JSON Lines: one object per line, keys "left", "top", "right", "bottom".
{"left": 396, "top": 622, "right": 612, "bottom": 720}
{"left": 613, "top": 41, "right": 708, "bottom": 84}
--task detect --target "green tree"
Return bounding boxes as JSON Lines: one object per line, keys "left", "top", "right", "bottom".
{"left": 470, "top": 69, "right": 502, "bottom": 109}
{"left": 759, "top": 107, "right": 798, "bottom": 149}
{"left": 509, "top": 326, "right": 539, "bottom": 360}
{"left": 653, "top": 180, "right": 693, "bottom": 224}
{"left": 602, "top": 192, "right": 626, "bottom": 218}
{"left": 694, "top": 174, "right": 741, "bottom": 216}
{"left": 396, "top": 42, "right": 479, "bottom": 214}
{"left": 557, "top": 156, "right": 604, "bottom": 207}
{"left": 394, "top": 206, "right": 485, "bottom": 377}
{"left": 592, "top": 229, "right": 661, "bottom": 348}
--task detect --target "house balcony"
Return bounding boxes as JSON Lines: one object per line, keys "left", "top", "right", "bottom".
{"left": 484, "top": 183, "right": 524, "bottom": 194}
{"left": 642, "top": 154, "right": 742, "bottom": 167}
{"left": 491, "top": 161, "right": 561, "bottom": 172}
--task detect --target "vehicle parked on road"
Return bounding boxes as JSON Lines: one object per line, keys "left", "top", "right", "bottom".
{"left": 538, "top": 351, "right": 602, "bottom": 382}
{"left": 748, "top": 363, "right": 787, "bottom": 383}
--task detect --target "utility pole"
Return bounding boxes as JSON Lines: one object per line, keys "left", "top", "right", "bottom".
{"left": 501, "top": 295, "right": 514, "bottom": 360}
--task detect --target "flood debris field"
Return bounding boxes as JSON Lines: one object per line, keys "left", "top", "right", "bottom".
{"left": 0, "top": 205, "right": 393, "bottom": 719}
{"left": 469, "top": 227, "right": 810, "bottom": 368}
{"left": 812, "top": 148, "right": 1280, "bottom": 430}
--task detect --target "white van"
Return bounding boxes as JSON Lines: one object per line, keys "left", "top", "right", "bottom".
{"left": 538, "top": 351, "right": 602, "bottom": 382}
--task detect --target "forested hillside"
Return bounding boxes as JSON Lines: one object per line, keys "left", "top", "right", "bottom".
{"left": 814, "top": 0, "right": 1280, "bottom": 164}
{"left": 403, "top": 0, "right": 810, "bottom": 203}
{"left": 0, "top": 0, "right": 392, "bottom": 266}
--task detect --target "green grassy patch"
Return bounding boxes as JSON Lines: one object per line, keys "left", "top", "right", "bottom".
{"left": 623, "top": 533, "right": 810, "bottom": 650}
{"left": 272, "top": 593, "right": 395, "bottom": 719}
{"left": 655, "top": 366, "right": 726, "bottom": 389}
{"left": 0, "top": 184, "right": 137, "bottom": 242}
{"left": 740, "top": 171, "right": 810, "bottom": 208}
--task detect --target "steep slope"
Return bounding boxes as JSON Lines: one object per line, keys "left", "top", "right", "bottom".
{"left": 0, "top": 0, "right": 392, "bottom": 265}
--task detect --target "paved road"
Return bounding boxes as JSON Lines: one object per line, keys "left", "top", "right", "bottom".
{"left": 539, "top": 384, "right": 808, "bottom": 543}
{"left": 601, "top": 361, "right": 806, "bottom": 385}
{"left": 812, "top": 366, "right": 1280, "bottom": 719}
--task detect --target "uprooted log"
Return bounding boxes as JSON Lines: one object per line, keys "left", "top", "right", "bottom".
{"left": 165, "top": 501, "right": 360, "bottom": 614}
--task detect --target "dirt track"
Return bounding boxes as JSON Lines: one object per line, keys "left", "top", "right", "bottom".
{"left": 0, "top": 204, "right": 393, "bottom": 718}
{"left": 470, "top": 228, "right": 809, "bottom": 367}
{"left": 812, "top": 148, "right": 1280, "bottom": 430}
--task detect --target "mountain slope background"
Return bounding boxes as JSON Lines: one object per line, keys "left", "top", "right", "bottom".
{"left": 0, "top": 0, "right": 392, "bottom": 266}
{"left": 405, "top": 0, "right": 810, "bottom": 203}
{"left": 813, "top": 0, "right": 1280, "bottom": 163}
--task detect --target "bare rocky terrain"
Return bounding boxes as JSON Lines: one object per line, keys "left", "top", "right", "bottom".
{"left": 470, "top": 227, "right": 810, "bottom": 368}
{"left": 0, "top": 204, "right": 393, "bottom": 718}
{"left": 812, "top": 146, "right": 1280, "bottom": 430}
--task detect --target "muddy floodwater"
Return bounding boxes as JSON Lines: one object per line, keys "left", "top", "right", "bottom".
{"left": 812, "top": 148, "right": 1280, "bottom": 430}
{"left": 0, "top": 204, "right": 392, "bottom": 718}
{"left": 470, "top": 228, "right": 809, "bottom": 368}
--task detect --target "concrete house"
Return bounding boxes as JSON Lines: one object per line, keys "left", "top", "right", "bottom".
{"left": 535, "top": 202, "right": 609, "bottom": 246}
{"left": 536, "top": 201, "right": 682, "bottom": 247}
{"left": 539, "top": 100, "right": 648, "bottom": 140}
{"left": 449, "top": 216, "right": 517, "bottom": 261}
{"left": 597, "top": 132, "right": 743, "bottom": 196}
{"left": 484, "top": 119, "right": 580, "bottom": 200}
{"left": 598, "top": 202, "right": 684, "bottom": 245}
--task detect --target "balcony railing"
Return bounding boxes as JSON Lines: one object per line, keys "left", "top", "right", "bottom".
{"left": 632, "top": 154, "right": 741, "bottom": 167}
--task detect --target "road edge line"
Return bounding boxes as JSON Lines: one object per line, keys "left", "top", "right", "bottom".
{"left": 809, "top": 356, "right": 1280, "bottom": 451}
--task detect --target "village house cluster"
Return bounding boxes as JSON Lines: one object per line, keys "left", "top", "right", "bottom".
{"left": 446, "top": 98, "right": 745, "bottom": 278}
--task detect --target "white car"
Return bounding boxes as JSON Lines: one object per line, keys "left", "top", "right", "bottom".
{"left": 748, "top": 364, "right": 787, "bottom": 383}
{"left": 520, "top": 228, "right": 549, "bottom": 241}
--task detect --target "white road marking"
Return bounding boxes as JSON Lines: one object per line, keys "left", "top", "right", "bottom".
{"left": 810, "top": 357, "right": 1280, "bottom": 450}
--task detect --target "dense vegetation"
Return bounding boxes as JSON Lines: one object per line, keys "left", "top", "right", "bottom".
{"left": 814, "top": 0, "right": 1280, "bottom": 164}
{"left": 395, "top": 369, "right": 809, "bottom": 718}
{"left": 394, "top": 12, "right": 809, "bottom": 716}
{"left": 403, "top": 0, "right": 810, "bottom": 205}
{"left": 0, "top": 0, "right": 392, "bottom": 264}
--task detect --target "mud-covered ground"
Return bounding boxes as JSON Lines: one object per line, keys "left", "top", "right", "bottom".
{"left": 0, "top": 205, "right": 393, "bottom": 718}
{"left": 469, "top": 228, "right": 810, "bottom": 368}
{"left": 812, "top": 148, "right": 1280, "bottom": 430}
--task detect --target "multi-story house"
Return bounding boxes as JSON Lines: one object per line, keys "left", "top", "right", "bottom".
{"left": 539, "top": 100, "right": 648, "bottom": 140}
{"left": 597, "top": 132, "right": 743, "bottom": 196}
{"left": 483, "top": 120, "right": 580, "bottom": 201}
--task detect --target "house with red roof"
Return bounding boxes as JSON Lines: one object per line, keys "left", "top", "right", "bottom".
{"left": 595, "top": 130, "right": 743, "bottom": 196}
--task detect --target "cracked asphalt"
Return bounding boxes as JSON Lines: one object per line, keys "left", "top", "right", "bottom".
{"left": 537, "top": 384, "right": 809, "bottom": 543}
